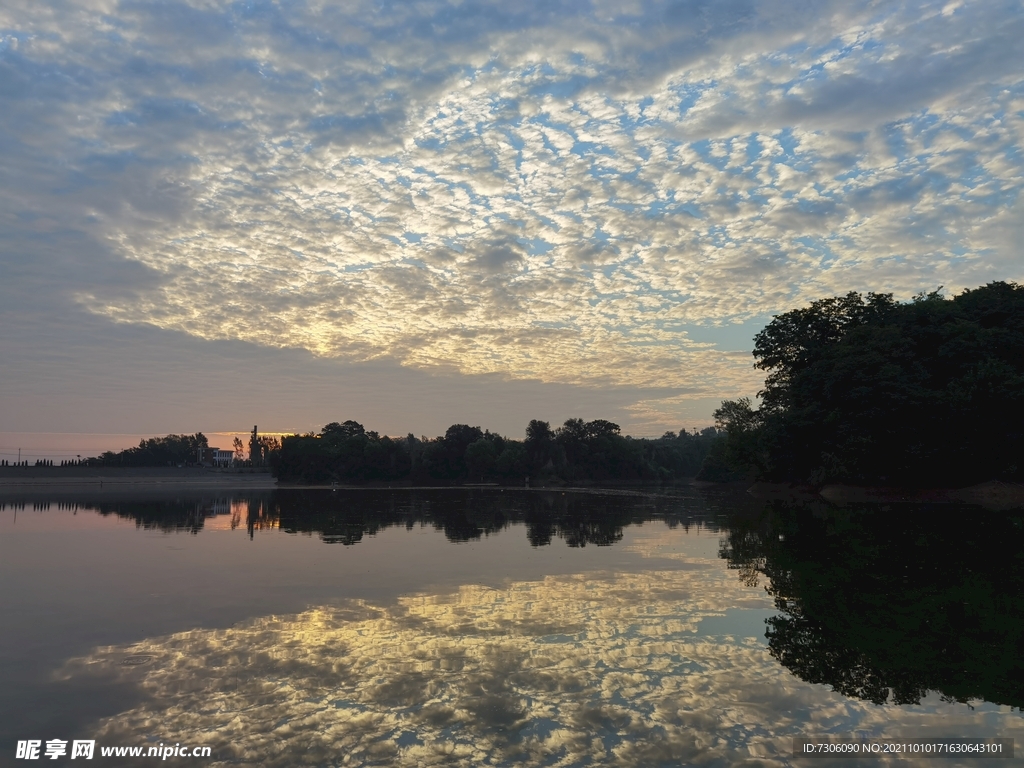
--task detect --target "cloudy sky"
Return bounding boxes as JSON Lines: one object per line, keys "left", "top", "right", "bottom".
{"left": 2, "top": 0, "right": 1023, "bottom": 450}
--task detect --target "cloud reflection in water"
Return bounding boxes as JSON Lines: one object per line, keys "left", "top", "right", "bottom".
{"left": 59, "top": 533, "right": 1023, "bottom": 767}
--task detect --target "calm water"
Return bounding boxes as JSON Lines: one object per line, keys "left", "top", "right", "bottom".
{"left": 0, "top": 488, "right": 1020, "bottom": 767}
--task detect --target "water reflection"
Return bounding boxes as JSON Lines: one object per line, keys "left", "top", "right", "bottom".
{"left": 2, "top": 489, "right": 737, "bottom": 546}
{"left": 272, "top": 490, "right": 671, "bottom": 547}
{"left": 0, "top": 496, "right": 263, "bottom": 535}
{"left": 722, "top": 502, "right": 1024, "bottom": 710}
{"left": 55, "top": 561, "right": 788, "bottom": 766}
{"left": 58, "top": 542, "right": 1023, "bottom": 768}
{"left": 8, "top": 490, "right": 1024, "bottom": 766}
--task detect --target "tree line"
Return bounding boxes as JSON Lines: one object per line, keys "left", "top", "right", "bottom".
{"left": 84, "top": 433, "right": 210, "bottom": 467}
{"left": 78, "top": 432, "right": 280, "bottom": 468}
{"left": 271, "top": 419, "right": 722, "bottom": 485}
{"left": 70, "top": 421, "right": 720, "bottom": 483}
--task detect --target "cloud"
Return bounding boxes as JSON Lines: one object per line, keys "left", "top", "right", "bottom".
{"left": 1, "top": 0, "right": 1023, "bottom": 430}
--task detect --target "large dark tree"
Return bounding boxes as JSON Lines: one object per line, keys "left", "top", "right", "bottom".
{"left": 713, "top": 281, "right": 1024, "bottom": 486}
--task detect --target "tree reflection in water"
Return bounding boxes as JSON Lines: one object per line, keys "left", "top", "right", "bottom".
{"left": 65, "top": 488, "right": 732, "bottom": 547}
{"left": 721, "top": 501, "right": 1024, "bottom": 709}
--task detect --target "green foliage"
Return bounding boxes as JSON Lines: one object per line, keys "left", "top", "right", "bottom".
{"left": 272, "top": 418, "right": 721, "bottom": 485}
{"left": 696, "top": 398, "right": 767, "bottom": 481}
{"left": 553, "top": 418, "right": 643, "bottom": 482}
{"left": 713, "top": 281, "right": 1024, "bottom": 486}
{"left": 494, "top": 442, "right": 527, "bottom": 479}
{"left": 524, "top": 419, "right": 555, "bottom": 476}
{"left": 90, "top": 433, "right": 208, "bottom": 467}
{"left": 465, "top": 438, "right": 498, "bottom": 481}
{"left": 273, "top": 422, "right": 413, "bottom": 483}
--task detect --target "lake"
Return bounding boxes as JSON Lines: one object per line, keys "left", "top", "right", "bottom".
{"left": 1, "top": 487, "right": 1020, "bottom": 766}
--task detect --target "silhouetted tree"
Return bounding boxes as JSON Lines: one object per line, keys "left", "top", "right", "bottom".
{"left": 274, "top": 418, "right": 720, "bottom": 486}
{"left": 88, "top": 433, "right": 208, "bottom": 467}
{"left": 711, "top": 281, "right": 1024, "bottom": 486}
{"left": 524, "top": 420, "right": 555, "bottom": 477}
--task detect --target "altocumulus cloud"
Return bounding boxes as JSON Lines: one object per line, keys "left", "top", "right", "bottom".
{"left": 2, "top": 0, "right": 1023, "bottom": 421}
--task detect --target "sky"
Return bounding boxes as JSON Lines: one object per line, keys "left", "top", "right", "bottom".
{"left": 2, "top": 0, "right": 1023, "bottom": 456}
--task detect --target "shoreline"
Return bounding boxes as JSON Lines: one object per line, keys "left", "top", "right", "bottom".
{"left": 0, "top": 467, "right": 277, "bottom": 491}
{"left": 748, "top": 479, "right": 1024, "bottom": 511}
{"left": 2, "top": 468, "right": 1021, "bottom": 510}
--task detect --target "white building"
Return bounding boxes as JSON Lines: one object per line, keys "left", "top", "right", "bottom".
{"left": 204, "top": 448, "right": 236, "bottom": 467}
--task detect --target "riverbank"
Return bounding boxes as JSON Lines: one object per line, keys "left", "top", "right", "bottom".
{"left": 748, "top": 479, "right": 1024, "bottom": 511}
{"left": 4, "top": 467, "right": 1021, "bottom": 509}
{"left": 0, "top": 466, "right": 277, "bottom": 491}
